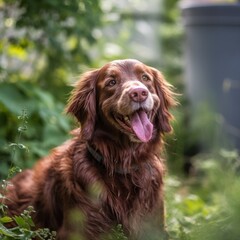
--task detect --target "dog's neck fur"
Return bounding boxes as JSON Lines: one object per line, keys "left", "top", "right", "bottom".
{"left": 84, "top": 125, "right": 163, "bottom": 177}
{"left": 86, "top": 141, "right": 140, "bottom": 175}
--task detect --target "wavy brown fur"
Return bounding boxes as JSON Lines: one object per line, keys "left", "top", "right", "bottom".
{"left": 2, "top": 59, "right": 176, "bottom": 240}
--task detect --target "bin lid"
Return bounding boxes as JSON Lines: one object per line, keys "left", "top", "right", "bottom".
{"left": 181, "top": 4, "right": 240, "bottom": 26}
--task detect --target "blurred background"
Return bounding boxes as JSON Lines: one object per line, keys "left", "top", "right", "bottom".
{"left": 1, "top": 0, "right": 240, "bottom": 239}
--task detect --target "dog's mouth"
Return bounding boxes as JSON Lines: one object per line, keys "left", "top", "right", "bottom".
{"left": 114, "top": 109, "right": 153, "bottom": 142}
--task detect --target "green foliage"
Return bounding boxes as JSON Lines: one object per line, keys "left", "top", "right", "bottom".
{"left": 166, "top": 149, "right": 240, "bottom": 240}
{"left": 0, "top": 205, "right": 56, "bottom": 239}
{"left": 0, "top": 0, "right": 103, "bottom": 177}
{"left": 161, "top": 0, "right": 193, "bottom": 175}
{"left": 0, "top": 82, "right": 72, "bottom": 178}
{"left": 161, "top": 0, "right": 183, "bottom": 82}
{"left": 0, "top": 0, "right": 102, "bottom": 92}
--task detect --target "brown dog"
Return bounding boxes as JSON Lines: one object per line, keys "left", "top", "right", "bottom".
{"left": 2, "top": 59, "right": 176, "bottom": 239}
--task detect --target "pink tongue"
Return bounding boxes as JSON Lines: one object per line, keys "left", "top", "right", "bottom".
{"left": 130, "top": 110, "right": 153, "bottom": 142}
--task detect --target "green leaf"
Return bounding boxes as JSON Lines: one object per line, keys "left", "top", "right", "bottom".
{"left": 13, "top": 216, "right": 29, "bottom": 230}
{"left": 0, "top": 84, "right": 26, "bottom": 114}
{"left": 0, "top": 216, "right": 13, "bottom": 224}
{"left": 0, "top": 222, "right": 17, "bottom": 237}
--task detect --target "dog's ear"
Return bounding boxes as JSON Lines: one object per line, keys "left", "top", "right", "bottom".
{"left": 151, "top": 68, "right": 177, "bottom": 133}
{"left": 66, "top": 69, "right": 99, "bottom": 140}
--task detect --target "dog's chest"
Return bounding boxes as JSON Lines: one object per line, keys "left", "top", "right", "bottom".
{"left": 99, "top": 170, "right": 161, "bottom": 219}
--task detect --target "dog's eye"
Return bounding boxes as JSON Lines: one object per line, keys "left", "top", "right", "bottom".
{"left": 107, "top": 79, "right": 116, "bottom": 87}
{"left": 142, "top": 74, "right": 150, "bottom": 81}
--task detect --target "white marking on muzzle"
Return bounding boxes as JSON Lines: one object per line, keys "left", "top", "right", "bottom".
{"left": 117, "top": 81, "right": 154, "bottom": 115}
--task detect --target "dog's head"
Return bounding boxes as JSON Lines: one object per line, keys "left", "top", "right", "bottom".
{"left": 66, "top": 59, "right": 176, "bottom": 142}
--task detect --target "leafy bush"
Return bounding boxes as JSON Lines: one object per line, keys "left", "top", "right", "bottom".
{"left": 0, "top": 204, "right": 56, "bottom": 240}
{"left": 0, "top": 0, "right": 103, "bottom": 176}
{"left": 166, "top": 149, "right": 240, "bottom": 240}
{"left": 0, "top": 84, "right": 72, "bottom": 178}
{"left": 0, "top": 0, "right": 102, "bottom": 90}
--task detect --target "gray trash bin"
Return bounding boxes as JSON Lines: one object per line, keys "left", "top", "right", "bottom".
{"left": 182, "top": 3, "right": 240, "bottom": 150}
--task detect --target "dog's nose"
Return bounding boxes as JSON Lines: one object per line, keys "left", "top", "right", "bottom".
{"left": 129, "top": 87, "right": 148, "bottom": 102}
